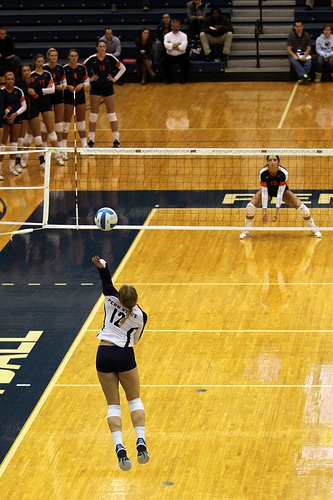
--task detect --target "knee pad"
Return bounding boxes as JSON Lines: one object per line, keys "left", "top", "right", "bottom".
{"left": 41, "top": 122, "right": 47, "bottom": 133}
{"left": 24, "top": 133, "right": 33, "bottom": 145}
{"left": 48, "top": 131, "right": 57, "bottom": 142}
{"left": 298, "top": 203, "right": 310, "bottom": 218}
{"left": 89, "top": 112, "right": 98, "bottom": 123}
{"left": 9, "top": 142, "right": 17, "bottom": 152}
{"left": 246, "top": 202, "right": 256, "bottom": 218}
{"left": 128, "top": 398, "right": 144, "bottom": 412}
{"left": 34, "top": 135, "right": 43, "bottom": 147}
{"left": 107, "top": 404, "right": 121, "bottom": 418}
{"left": 77, "top": 121, "right": 86, "bottom": 131}
{"left": 55, "top": 122, "right": 63, "bottom": 133}
{"left": 108, "top": 112, "right": 117, "bottom": 122}
{"left": 62, "top": 122, "right": 70, "bottom": 134}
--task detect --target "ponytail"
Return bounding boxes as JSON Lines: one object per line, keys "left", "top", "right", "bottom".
{"left": 118, "top": 284, "right": 138, "bottom": 326}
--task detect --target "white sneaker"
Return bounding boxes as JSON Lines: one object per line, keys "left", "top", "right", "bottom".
{"left": 239, "top": 230, "right": 251, "bottom": 239}
{"left": 56, "top": 157, "right": 65, "bottom": 166}
{"left": 312, "top": 229, "right": 322, "bottom": 238}
{"left": 15, "top": 164, "right": 22, "bottom": 173}
{"left": 40, "top": 162, "right": 45, "bottom": 170}
{"left": 62, "top": 152, "right": 68, "bottom": 161}
{"left": 21, "top": 159, "right": 27, "bottom": 168}
{"left": 0, "top": 173, "right": 4, "bottom": 180}
{"left": 10, "top": 166, "right": 19, "bottom": 176}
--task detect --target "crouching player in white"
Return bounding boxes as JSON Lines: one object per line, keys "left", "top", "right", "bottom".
{"left": 92, "top": 255, "right": 149, "bottom": 471}
{"left": 240, "top": 154, "right": 322, "bottom": 239}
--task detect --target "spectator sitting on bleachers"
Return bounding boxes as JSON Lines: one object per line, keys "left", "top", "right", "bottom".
{"left": 0, "top": 27, "right": 20, "bottom": 79}
{"left": 306, "top": 0, "right": 333, "bottom": 10}
{"left": 153, "top": 13, "right": 172, "bottom": 66}
{"left": 135, "top": 29, "right": 156, "bottom": 84}
{"left": 163, "top": 19, "right": 189, "bottom": 84}
{"left": 315, "top": 25, "right": 333, "bottom": 82}
{"left": 100, "top": 27, "right": 121, "bottom": 58}
{"left": 186, "top": 0, "right": 207, "bottom": 42}
{"left": 99, "top": 27, "right": 123, "bottom": 85}
{"left": 199, "top": 7, "right": 233, "bottom": 62}
{"left": 287, "top": 20, "right": 312, "bottom": 84}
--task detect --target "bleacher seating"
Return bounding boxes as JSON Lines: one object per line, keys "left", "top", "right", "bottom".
{"left": 4, "top": 0, "right": 333, "bottom": 81}
{"left": 0, "top": 0, "right": 232, "bottom": 80}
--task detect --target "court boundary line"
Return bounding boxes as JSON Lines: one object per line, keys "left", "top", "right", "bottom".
{"left": 278, "top": 82, "right": 299, "bottom": 129}
{"left": 86, "top": 328, "right": 333, "bottom": 333}
{"left": 0, "top": 209, "right": 156, "bottom": 478}
{"left": 112, "top": 282, "right": 333, "bottom": 286}
{"left": 53, "top": 383, "right": 333, "bottom": 389}
{"left": 95, "top": 127, "right": 332, "bottom": 131}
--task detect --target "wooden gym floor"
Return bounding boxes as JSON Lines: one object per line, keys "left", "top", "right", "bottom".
{"left": 1, "top": 81, "right": 333, "bottom": 499}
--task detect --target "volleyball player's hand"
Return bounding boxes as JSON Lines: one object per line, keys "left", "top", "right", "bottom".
{"left": 5, "top": 114, "right": 15, "bottom": 123}
{"left": 75, "top": 83, "right": 83, "bottom": 91}
{"left": 67, "top": 85, "right": 75, "bottom": 93}
{"left": 272, "top": 209, "right": 279, "bottom": 222}
{"left": 107, "top": 74, "right": 115, "bottom": 82}
{"left": 92, "top": 255, "right": 106, "bottom": 268}
{"left": 28, "top": 88, "right": 36, "bottom": 96}
{"left": 91, "top": 74, "right": 99, "bottom": 82}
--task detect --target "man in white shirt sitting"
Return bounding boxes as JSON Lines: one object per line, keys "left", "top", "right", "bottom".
{"left": 163, "top": 19, "right": 190, "bottom": 83}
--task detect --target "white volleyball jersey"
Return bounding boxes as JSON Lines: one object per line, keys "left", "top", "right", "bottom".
{"left": 97, "top": 297, "right": 146, "bottom": 346}
{"left": 96, "top": 264, "right": 147, "bottom": 347}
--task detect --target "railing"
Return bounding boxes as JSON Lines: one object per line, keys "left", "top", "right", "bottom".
{"left": 258, "top": 0, "right": 264, "bottom": 35}
{"left": 255, "top": 20, "right": 260, "bottom": 68}
{"left": 255, "top": 0, "right": 266, "bottom": 68}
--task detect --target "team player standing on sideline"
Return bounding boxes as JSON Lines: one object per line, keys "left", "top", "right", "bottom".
{"left": 43, "top": 48, "right": 67, "bottom": 159}
{"left": 0, "top": 71, "right": 26, "bottom": 178}
{"left": 63, "top": 49, "right": 89, "bottom": 149}
{"left": 92, "top": 255, "right": 149, "bottom": 472}
{"left": 14, "top": 64, "right": 30, "bottom": 171}
{"left": 84, "top": 40, "right": 126, "bottom": 148}
{"left": 17, "top": 65, "right": 46, "bottom": 170}
{"left": 29, "top": 53, "right": 63, "bottom": 168}
{"left": 239, "top": 155, "right": 322, "bottom": 239}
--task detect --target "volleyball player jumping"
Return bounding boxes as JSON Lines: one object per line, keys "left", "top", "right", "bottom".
{"left": 84, "top": 40, "right": 126, "bottom": 148}
{"left": 239, "top": 154, "right": 322, "bottom": 239}
{"left": 92, "top": 255, "right": 149, "bottom": 471}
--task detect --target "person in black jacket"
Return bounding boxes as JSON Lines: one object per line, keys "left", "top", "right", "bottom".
{"left": 0, "top": 27, "right": 20, "bottom": 79}
{"left": 135, "top": 29, "right": 156, "bottom": 84}
{"left": 199, "top": 7, "right": 233, "bottom": 61}
{"left": 152, "top": 13, "right": 172, "bottom": 65}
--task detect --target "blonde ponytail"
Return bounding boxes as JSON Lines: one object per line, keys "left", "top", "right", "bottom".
{"left": 118, "top": 284, "right": 138, "bottom": 326}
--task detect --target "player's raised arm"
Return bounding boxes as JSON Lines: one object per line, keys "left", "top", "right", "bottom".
{"left": 92, "top": 255, "right": 117, "bottom": 295}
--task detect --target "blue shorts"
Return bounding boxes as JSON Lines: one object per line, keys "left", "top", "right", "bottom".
{"left": 96, "top": 345, "right": 136, "bottom": 373}
{"left": 90, "top": 81, "right": 114, "bottom": 97}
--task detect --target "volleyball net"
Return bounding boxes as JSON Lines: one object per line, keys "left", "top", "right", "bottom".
{"left": 0, "top": 147, "right": 333, "bottom": 235}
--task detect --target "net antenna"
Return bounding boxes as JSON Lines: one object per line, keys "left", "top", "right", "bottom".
{"left": 0, "top": 148, "right": 332, "bottom": 235}
{"left": 73, "top": 89, "right": 80, "bottom": 230}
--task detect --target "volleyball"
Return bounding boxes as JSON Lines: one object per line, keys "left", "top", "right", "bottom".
{"left": 94, "top": 207, "right": 118, "bottom": 231}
